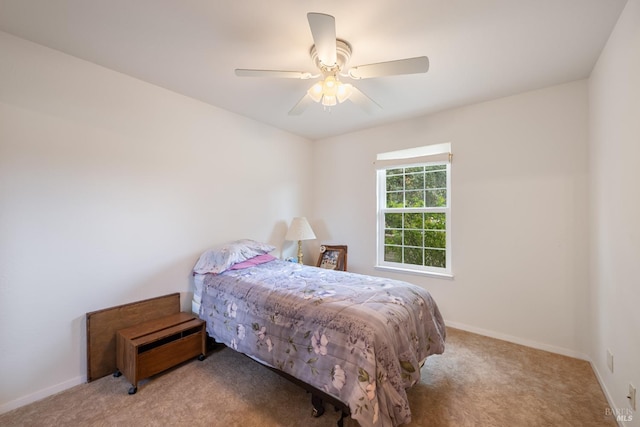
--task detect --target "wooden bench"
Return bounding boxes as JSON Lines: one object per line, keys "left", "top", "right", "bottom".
{"left": 115, "top": 312, "right": 206, "bottom": 394}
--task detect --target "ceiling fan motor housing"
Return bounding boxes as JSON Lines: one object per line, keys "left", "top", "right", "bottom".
{"left": 310, "top": 39, "right": 352, "bottom": 76}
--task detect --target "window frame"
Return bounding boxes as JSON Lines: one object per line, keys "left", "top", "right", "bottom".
{"left": 375, "top": 160, "right": 452, "bottom": 278}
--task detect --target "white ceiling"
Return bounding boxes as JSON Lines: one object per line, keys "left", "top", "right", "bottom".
{"left": 0, "top": 0, "right": 627, "bottom": 140}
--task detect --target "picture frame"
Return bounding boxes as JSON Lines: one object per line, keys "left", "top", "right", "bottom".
{"left": 316, "top": 245, "right": 348, "bottom": 272}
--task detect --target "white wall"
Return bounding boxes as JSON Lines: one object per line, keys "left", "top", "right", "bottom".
{"left": 588, "top": 0, "right": 640, "bottom": 424}
{"left": 311, "top": 80, "right": 590, "bottom": 358}
{"left": 0, "top": 31, "right": 313, "bottom": 411}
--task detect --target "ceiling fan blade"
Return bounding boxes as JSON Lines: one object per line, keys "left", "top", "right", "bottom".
{"left": 348, "top": 56, "right": 429, "bottom": 79}
{"left": 235, "top": 69, "right": 314, "bottom": 79}
{"left": 349, "top": 86, "right": 382, "bottom": 114}
{"left": 307, "top": 13, "right": 337, "bottom": 67}
{"left": 288, "top": 93, "right": 314, "bottom": 115}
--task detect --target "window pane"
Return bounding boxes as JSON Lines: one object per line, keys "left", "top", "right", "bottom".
{"left": 405, "top": 166, "right": 424, "bottom": 174}
{"left": 385, "top": 213, "right": 403, "bottom": 229}
{"left": 425, "top": 170, "right": 446, "bottom": 189}
{"left": 404, "top": 172, "right": 424, "bottom": 191}
{"left": 386, "top": 192, "right": 403, "bottom": 208}
{"left": 424, "top": 230, "right": 446, "bottom": 249}
{"left": 425, "top": 164, "right": 446, "bottom": 172}
{"left": 425, "top": 189, "right": 447, "bottom": 207}
{"left": 424, "top": 249, "right": 446, "bottom": 268}
{"left": 405, "top": 190, "right": 425, "bottom": 207}
{"left": 386, "top": 175, "right": 403, "bottom": 192}
{"left": 384, "top": 246, "right": 402, "bottom": 263}
{"left": 425, "top": 213, "right": 446, "bottom": 230}
{"left": 404, "top": 213, "right": 424, "bottom": 229}
{"left": 384, "top": 229, "right": 402, "bottom": 245}
{"left": 404, "top": 230, "right": 423, "bottom": 247}
{"left": 404, "top": 247, "right": 423, "bottom": 265}
{"left": 386, "top": 168, "right": 403, "bottom": 176}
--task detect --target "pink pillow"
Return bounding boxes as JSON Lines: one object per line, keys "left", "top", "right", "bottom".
{"left": 230, "top": 253, "right": 276, "bottom": 270}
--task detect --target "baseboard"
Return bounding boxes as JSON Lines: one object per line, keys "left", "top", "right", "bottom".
{"left": 590, "top": 361, "right": 624, "bottom": 427}
{"left": 0, "top": 375, "right": 85, "bottom": 415}
{"left": 445, "top": 320, "right": 590, "bottom": 361}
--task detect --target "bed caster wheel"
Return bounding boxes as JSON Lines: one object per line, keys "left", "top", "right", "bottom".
{"left": 128, "top": 386, "right": 137, "bottom": 395}
{"left": 198, "top": 354, "right": 206, "bottom": 361}
{"left": 113, "top": 370, "right": 122, "bottom": 378}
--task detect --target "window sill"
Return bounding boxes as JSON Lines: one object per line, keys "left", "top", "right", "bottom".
{"left": 374, "top": 265, "right": 454, "bottom": 280}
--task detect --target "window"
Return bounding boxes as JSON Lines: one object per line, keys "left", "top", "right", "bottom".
{"left": 375, "top": 144, "right": 451, "bottom": 277}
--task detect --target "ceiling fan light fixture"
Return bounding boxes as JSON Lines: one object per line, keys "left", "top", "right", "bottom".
{"left": 322, "top": 94, "right": 337, "bottom": 107}
{"left": 308, "top": 75, "right": 352, "bottom": 108}
{"left": 308, "top": 82, "right": 324, "bottom": 102}
{"left": 336, "top": 83, "right": 353, "bottom": 103}
{"left": 323, "top": 75, "right": 337, "bottom": 96}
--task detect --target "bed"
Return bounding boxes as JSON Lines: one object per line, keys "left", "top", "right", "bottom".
{"left": 192, "top": 240, "right": 446, "bottom": 427}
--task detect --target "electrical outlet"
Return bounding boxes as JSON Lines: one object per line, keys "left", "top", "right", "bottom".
{"left": 628, "top": 383, "right": 636, "bottom": 411}
{"left": 606, "top": 349, "right": 614, "bottom": 373}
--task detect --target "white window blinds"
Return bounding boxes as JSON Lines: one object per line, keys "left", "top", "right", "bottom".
{"left": 374, "top": 142, "right": 452, "bottom": 169}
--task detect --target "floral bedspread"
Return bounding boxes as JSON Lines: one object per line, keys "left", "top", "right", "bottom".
{"left": 199, "top": 260, "right": 446, "bottom": 427}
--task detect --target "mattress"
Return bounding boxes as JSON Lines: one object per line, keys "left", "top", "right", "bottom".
{"left": 191, "top": 273, "right": 205, "bottom": 315}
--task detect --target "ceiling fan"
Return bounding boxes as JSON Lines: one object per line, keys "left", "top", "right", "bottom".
{"left": 235, "top": 12, "right": 429, "bottom": 115}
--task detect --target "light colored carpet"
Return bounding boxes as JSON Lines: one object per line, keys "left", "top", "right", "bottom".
{"left": 0, "top": 328, "right": 617, "bottom": 426}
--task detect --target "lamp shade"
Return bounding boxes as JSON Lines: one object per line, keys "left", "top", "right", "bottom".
{"left": 285, "top": 217, "right": 316, "bottom": 241}
{"left": 308, "top": 82, "right": 323, "bottom": 102}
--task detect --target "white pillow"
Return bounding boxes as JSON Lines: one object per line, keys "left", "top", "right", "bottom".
{"left": 192, "top": 239, "right": 275, "bottom": 275}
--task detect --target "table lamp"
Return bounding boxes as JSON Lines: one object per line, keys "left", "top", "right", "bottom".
{"left": 285, "top": 217, "right": 316, "bottom": 264}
